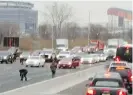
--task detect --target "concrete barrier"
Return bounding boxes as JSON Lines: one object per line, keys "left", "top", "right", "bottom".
{"left": 0, "top": 64, "right": 104, "bottom": 95}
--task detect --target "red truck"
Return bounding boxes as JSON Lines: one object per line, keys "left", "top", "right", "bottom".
{"left": 88, "top": 40, "right": 104, "bottom": 52}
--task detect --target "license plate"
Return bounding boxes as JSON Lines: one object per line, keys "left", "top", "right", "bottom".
{"left": 102, "top": 94, "right": 110, "bottom": 95}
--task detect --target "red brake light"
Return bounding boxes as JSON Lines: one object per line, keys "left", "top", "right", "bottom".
{"left": 89, "top": 82, "right": 94, "bottom": 86}
{"left": 126, "top": 46, "right": 129, "bottom": 49}
{"left": 127, "top": 70, "right": 132, "bottom": 82}
{"left": 86, "top": 88, "right": 96, "bottom": 95}
{"left": 129, "top": 75, "right": 133, "bottom": 82}
{"left": 117, "top": 90, "right": 126, "bottom": 95}
{"left": 114, "top": 56, "right": 120, "bottom": 62}
{"left": 130, "top": 76, "right": 133, "bottom": 81}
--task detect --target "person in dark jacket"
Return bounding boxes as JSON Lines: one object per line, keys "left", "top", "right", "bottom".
{"left": 50, "top": 53, "right": 58, "bottom": 63}
{"left": 50, "top": 62, "right": 57, "bottom": 78}
{"left": 19, "top": 68, "right": 28, "bottom": 81}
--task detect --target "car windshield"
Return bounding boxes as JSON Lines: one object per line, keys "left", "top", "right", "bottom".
{"left": 95, "top": 51, "right": 104, "bottom": 54}
{"left": 22, "top": 52, "right": 30, "bottom": 55}
{"left": 29, "top": 56, "right": 40, "bottom": 59}
{"left": 84, "top": 55, "right": 93, "bottom": 58}
{"left": 62, "top": 58, "right": 71, "bottom": 61}
{"left": 111, "top": 63, "right": 127, "bottom": 66}
{"left": 108, "top": 45, "right": 117, "bottom": 48}
{"left": 44, "top": 50, "right": 52, "bottom": 54}
{"left": 94, "top": 80, "right": 120, "bottom": 87}
{"left": 57, "top": 44, "right": 65, "bottom": 47}
{"left": 59, "top": 51, "right": 69, "bottom": 54}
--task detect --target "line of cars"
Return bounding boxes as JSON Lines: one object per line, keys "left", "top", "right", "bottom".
{"left": 54, "top": 50, "right": 108, "bottom": 69}
{"left": 19, "top": 47, "right": 108, "bottom": 68}
{"left": 86, "top": 61, "right": 132, "bottom": 95}
{"left": 0, "top": 46, "right": 108, "bottom": 69}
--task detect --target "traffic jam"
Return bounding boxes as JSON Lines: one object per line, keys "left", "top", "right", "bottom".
{"left": 0, "top": 39, "right": 132, "bottom": 95}
{"left": 0, "top": 40, "right": 107, "bottom": 68}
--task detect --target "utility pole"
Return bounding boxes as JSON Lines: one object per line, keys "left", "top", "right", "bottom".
{"left": 52, "top": 25, "right": 54, "bottom": 50}
{"left": 52, "top": 5, "right": 55, "bottom": 51}
{"left": 88, "top": 12, "right": 90, "bottom": 46}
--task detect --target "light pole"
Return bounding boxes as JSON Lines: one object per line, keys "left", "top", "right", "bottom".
{"left": 88, "top": 12, "right": 90, "bottom": 45}
{"left": 52, "top": 5, "right": 56, "bottom": 51}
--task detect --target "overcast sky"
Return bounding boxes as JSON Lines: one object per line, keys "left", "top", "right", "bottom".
{"left": 32, "top": 1, "right": 132, "bottom": 26}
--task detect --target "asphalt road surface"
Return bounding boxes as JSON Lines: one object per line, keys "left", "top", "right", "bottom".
{"left": 0, "top": 59, "right": 106, "bottom": 93}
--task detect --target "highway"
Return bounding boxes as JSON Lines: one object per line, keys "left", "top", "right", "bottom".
{"left": 0, "top": 59, "right": 106, "bottom": 93}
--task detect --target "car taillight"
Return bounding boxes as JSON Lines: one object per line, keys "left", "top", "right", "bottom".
{"left": 117, "top": 90, "right": 126, "bottom": 95}
{"left": 86, "top": 88, "right": 96, "bottom": 95}
{"left": 114, "top": 56, "right": 120, "bottom": 62}
{"left": 129, "top": 76, "right": 133, "bottom": 82}
{"left": 89, "top": 82, "right": 94, "bottom": 86}
{"left": 127, "top": 70, "right": 132, "bottom": 82}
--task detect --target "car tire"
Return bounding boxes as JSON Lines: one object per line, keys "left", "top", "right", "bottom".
{"left": 5, "top": 61, "right": 8, "bottom": 64}
{"left": 38, "top": 63, "right": 40, "bottom": 67}
{"left": 42, "top": 64, "right": 44, "bottom": 67}
{"left": 128, "top": 89, "right": 132, "bottom": 94}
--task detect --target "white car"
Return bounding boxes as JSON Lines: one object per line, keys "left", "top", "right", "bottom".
{"left": 94, "top": 51, "right": 108, "bottom": 62}
{"left": 57, "top": 51, "right": 70, "bottom": 60}
{"left": 91, "top": 54, "right": 100, "bottom": 63}
{"left": 80, "top": 55, "right": 95, "bottom": 64}
{"left": 25, "top": 56, "right": 45, "bottom": 67}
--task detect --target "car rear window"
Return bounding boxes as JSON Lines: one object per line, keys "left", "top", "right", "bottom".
{"left": 111, "top": 63, "right": 127, "bottom": 66}
{"left": 95, "top": 80, "right": 120, "bottom": 87}
{"left": 109, "top": 67, "right": 130, "bottom": 72}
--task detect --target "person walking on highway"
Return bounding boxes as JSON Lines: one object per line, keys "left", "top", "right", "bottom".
{"left": 50, "top": 61, "right": 57, "bottom": 78}
{"left": 19, "top": 68, "right": 28, "bottom": 81}
{"left": 50, "top": 53, "right": 58, "bottom": 62}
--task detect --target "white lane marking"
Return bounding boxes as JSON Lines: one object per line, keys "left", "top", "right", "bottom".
{"left": 0, "top": 64, "right": 105, "bottom": 94}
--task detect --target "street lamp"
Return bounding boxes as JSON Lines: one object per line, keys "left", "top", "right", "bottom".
{"left": 88, "top": 12, "right": 90, "bottom": 45}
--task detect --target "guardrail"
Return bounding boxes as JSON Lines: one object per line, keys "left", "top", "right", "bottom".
{"left": 1, "top": 64, "right": 105, "bottom": 95}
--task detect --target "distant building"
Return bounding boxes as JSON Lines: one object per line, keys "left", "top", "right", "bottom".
{"left": 107, "top": 8, "right": 132, "bottom": 29}
{"left": 0, "top": 1, "right": 38, "bottom": 33}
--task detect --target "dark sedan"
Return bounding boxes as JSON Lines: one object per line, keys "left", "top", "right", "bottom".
{"left": 86, "top": 72, "right": 128, "bottom": 95}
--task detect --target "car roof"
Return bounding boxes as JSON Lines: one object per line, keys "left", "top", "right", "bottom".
{"left": 94, "top": 72, "right": 122, "bottom": 80}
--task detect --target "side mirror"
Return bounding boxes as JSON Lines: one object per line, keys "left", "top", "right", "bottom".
{"left": 88, "top": 77, "right": 93, "bottom": 81}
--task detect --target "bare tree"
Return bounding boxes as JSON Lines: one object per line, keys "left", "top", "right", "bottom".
{"left": 39, "top": 24, "right": 51, "bottom": 39}
{"left": 45, "top": 2, "right": 72, "bottom": 38}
